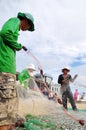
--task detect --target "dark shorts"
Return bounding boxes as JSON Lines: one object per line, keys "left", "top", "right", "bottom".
{"left": 0, "top": 73, "right": 18, "bottom": 126}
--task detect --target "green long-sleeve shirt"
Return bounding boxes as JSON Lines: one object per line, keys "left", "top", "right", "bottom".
{"left": 0, "top": 17, "right": 22, "bottom": 74}
{"left": 18, "top": 69, "right": 30, "bottom": 83}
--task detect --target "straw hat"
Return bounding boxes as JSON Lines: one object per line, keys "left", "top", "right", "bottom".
{"left": 27, "top": 64, "right": 36, "bottom": 77}
{"left": 27, "top": 64, "right": 36, "bottom": 71}
{"left": 62, "top": 67, "right": 70, "bottom": 72}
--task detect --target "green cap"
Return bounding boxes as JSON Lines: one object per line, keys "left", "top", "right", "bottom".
{"left": 17, "top": 12, "right": 35, "bottom": 31}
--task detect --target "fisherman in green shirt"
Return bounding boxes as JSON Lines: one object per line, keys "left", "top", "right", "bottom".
{"left": 0, "top": 12, "right": 35, "bottom": 130}
{"left": 18, "top": 64, "right": 36, "bottom": 88}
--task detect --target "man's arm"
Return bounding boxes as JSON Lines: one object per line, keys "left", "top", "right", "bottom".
{"left": 69, "top": 74, "right": 78, "bottom": 82}
{"left": 0, "top": 18, "right": 22, "bottom": 50}
{"left": 58, "top": 75, "right": 63, "bottom": 85}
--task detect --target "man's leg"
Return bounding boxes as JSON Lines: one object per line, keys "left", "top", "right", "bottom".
{"left": 68, "top": 90, "right": 77, "bottom": 110}
{"left": 0, "top": 125, "right": 9, "bottom": 130}
{"left": 0, "top": 125, "right": 15, "bottom": 130}
{"left": 62, "top": 91, "right": 68, "bottom": 110}
{"left": 0, "top": 73, "right": 18, "bottom": 129}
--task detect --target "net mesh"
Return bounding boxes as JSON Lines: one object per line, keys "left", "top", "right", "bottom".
{"left": 17, "top": 78, "right": 59, "bottom": 116}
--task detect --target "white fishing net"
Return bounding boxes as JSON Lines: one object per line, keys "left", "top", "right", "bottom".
{"left": 17, "top": 78, "right": 59, "bottom": 116}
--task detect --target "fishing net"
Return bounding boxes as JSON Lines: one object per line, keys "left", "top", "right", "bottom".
{"left": 17, "top": 78, "right": 59, "bottom": 116}
{"left": 16, "top": 77, "right": 86, "bottom": 129}
{"left": 14, "top": 114, "right": 56, "bottom": 130}
{"left": 12, "top": 111, "right": 86, "bottom": 130}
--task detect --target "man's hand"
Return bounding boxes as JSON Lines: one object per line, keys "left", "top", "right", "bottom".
{"left": 22, "top": 46, "right": 28, "bottom": 51}
{"left": 40, "top": 69, "right": 44, "bottom": 77}
{"left": 74, "top": 74, "right": 78, "bottom": 79}
{"left": 62, "top": 80, "right": 65, "bottom": 83}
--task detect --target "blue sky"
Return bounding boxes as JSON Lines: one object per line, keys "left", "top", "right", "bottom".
{"left": 0, "top": 0, "right": 86, "bottom": 92}
{"left": 70, "top": 56, "right": 86, "bottom": 67}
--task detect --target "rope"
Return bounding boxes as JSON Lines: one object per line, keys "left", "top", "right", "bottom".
{"left": 27, "top": 50, "right": 42, "bottom": 73}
